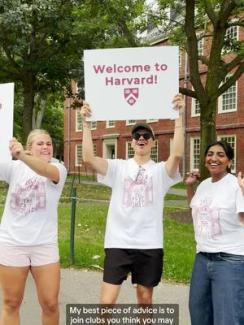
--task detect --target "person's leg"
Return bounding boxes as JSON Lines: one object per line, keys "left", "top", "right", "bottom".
{"left": 101, "top": 249, "right": 131, "bottom": 304}
{"left": 100, "top": 282, "right": 121, "bottom": 304}
{"left": 0, "top": 265, "right": 29, "bottom": 325}
{"left": 31, "top": 263, "right": 60, "bottom": 325}
{"left": 211, "top": 253, "right": 244, "bottom": 325}
{"left": 189, "top": 253, "right": 213, "bottom": 325}
{"left": 132, "top": 249, "right": 163, "bottom": 304}
{"left": 136, "top": 285, "right": 153, "bottom": 304}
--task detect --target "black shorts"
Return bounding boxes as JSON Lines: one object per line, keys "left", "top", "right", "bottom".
{"left": 103, "top": 248, "right": 163, "bottom": 287}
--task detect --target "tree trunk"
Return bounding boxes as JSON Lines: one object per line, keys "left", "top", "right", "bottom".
{"left": 22, "top": 76, "right": 35, "bottom": 140}
{"left": 200, "top": 100, "right": 217, "bottom": 180}
{"left": 33, "top": 95, "right": 46, "bottom": 129}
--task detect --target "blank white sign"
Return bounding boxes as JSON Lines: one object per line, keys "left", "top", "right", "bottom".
{"left": 0, "top": 83, "right": 14, "bottom": 163}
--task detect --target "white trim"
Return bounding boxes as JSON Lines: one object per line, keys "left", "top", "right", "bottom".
{"left": 76, "top": 110, "right": 82, "bottom": 132}
{"left": 75, "top": 144, "right": 82, "bottom": 167}
{"left": 146, "top": 119, "right": 158, "bottom": 123}
{"left": 190, "top": 137, "right": 200, "bottom": 171}
{"left": 218, "top": 78, "right": 237, "bottom": 114}
{"left": 191, "top": 97, "right": 200, "bottom": 117}
{"left": 126, "top": 141, "right": 134, "bottom": 159}
{"left": 90, "top": 121, "right": 97, "bottom": 130}
{"left": 102, "top": 138, "right": 117, "bottom": 159}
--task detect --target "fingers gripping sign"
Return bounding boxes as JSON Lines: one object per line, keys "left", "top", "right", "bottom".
{"left": 80, "top": 102, "right": 92, "bottom": 121}
{"left": 9, "top": 138, "right": 24, "bottom": 159}
{"left": 172, "top": 93, "right": 185, "bottom": 115}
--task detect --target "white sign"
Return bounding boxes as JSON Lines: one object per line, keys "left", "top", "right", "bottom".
{"left": 84, "top": 47, "right": 179, "bottom": 121}
{"left": 0, "top": 83, "right": 14, "bottom": 163}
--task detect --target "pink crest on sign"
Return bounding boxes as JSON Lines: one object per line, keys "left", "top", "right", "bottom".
{"left": 124, "top": 88, "right": 139, "bottom": 106}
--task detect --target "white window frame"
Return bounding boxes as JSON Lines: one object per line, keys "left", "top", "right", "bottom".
{"left": 191, "top": 97, "right": 201, "bottom": 117}
{"left": 126, "top": 141, "right": 134, "bottom": 159}
{"left": 150, "top": 140, "right": 158, "bottom": 162}
{"left": 75, "top": 144, "right": 82, "bottom": 167}
{"left": 90, "top": 121, "right": 97, "bottom": 130}
{"left": 190, "top": 137, "right": 201, "bottom": 171}
{"left": 76, "top": 110, "right": 82, "bottom": 132}
{"left": 218, "top": 76, "right": 237, "bottom": 113}
{"left": 197, "top": 35, "right": 204, "bottom": 57}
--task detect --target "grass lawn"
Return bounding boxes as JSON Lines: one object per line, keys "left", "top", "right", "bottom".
{"left": 58, "top": 202, "right": 195, "bottom": 283}
{"left": 0, "top": 180, "right": 194, "bottom": 283}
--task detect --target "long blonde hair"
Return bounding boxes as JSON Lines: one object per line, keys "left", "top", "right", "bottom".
{"left": 26, "top": 129, "right": 52, "bottom": 150}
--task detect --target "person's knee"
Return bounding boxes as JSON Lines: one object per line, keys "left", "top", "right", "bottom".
{"left": 41, "top": 298, "right": 59, "bottom": 315}
{"left": 3, "top": 296, "right": 23, "bottom": 313}
{"left": 137, "top": 289, "right": 153, "bottom": 304}
{"left": 100, "top": 296, "right": 117, "bottom": 304}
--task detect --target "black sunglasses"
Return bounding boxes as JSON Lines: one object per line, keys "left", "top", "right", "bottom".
{"left": 132, "top": 132, "right": 152, "bottom": 140}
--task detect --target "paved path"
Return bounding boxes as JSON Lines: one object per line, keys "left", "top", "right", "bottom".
{"left": 0, "top": 269, "right": 190, "bottom": 325}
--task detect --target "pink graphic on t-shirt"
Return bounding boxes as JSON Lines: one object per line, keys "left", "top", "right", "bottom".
{"left": 123, "top": 168, "right": 153, "bottom": 207}
{"left": 10, "top": 177, "right": 46, "bottom": 216}
{"left": 192, "top": 197, "right": 221, "bottom": 239}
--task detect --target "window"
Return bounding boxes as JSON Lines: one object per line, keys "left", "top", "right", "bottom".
{"left": 217, "top": 135, "right": 236, "bottom": 173}
{"left": 126, "top": 142, "right": 134, "bottom": 159}
{"left": 197, "top": 37, "right": 204, "bottom": 57}
{"left": 192, "top": 98, "right": 201, "bottom": 116}
{"left": 76, "top": 110, "right": 82, "bottom": 132}
{"left": 91, "top": 121, "right": 97, "bottom": 130}
{"left": 190, "top": 137, "right": 200, "bottom": 170}
{"left": 219, "top": 76, "right": 237, "bottom": 113}
{"left": 126, "top": 120, "right": 136, "bottom": 125}
{"left": 75, "top": 144, "right": 82, "bottom": 166}
{"left": 226, "top": 25, "right": 238, "bottom": 40}
{"left": 223, "top": 25, "right": 238, "bottom": 53}
{"left": 150, "top": 141, "right": 158, "bottom": 162}
{"left": 93, "top": 144, "right": 97, "bottom": 157}
{"left": 106, "top": 121, "right": 115, "bottom": 128}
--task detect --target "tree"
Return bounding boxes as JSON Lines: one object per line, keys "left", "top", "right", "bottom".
{"left": 0, "top": 0, "right": 84, "bottom": 138}
{"left": 156, "top": 0, "right": 244, "bottom": 178}
{"left": 0, "top": 0, "right": 147, "bottom": 139}
{"left": 69, "top": 0, "right": 146, "bottom": 100}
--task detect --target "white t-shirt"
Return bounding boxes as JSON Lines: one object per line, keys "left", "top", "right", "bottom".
{"left": 0, "top": 160, "right": 67, "bottom": 246}
{"left": 98, "top": 158, "right": 181, "bottom": 249}
{"left": 190, "top": 173, "right": 244, "bottom": 254}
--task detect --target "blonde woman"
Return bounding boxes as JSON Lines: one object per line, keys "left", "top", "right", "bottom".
{"left": 0, "top": 129, "right": 67, "bottom": 325}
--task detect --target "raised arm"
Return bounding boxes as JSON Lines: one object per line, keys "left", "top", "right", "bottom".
{"left": 10, "top": 138, "right": 60, "bottom": 183}
{"left": 80, "top": 103, "right": 108, "bottom": 175}
{"left": 165, "top": 94, "right": 185, "bottom": 178}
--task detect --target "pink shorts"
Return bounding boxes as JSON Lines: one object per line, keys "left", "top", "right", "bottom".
{"left": 0, "top": 244, "right": 59, "bottom": 267}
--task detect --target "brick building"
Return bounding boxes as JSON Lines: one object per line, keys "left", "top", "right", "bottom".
{"left": 64, "top": 25, "right": 244, "bottom": 176}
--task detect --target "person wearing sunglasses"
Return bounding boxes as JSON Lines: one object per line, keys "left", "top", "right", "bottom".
{"left": 80, "top": 94, "right": 184, "bottom": 304}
